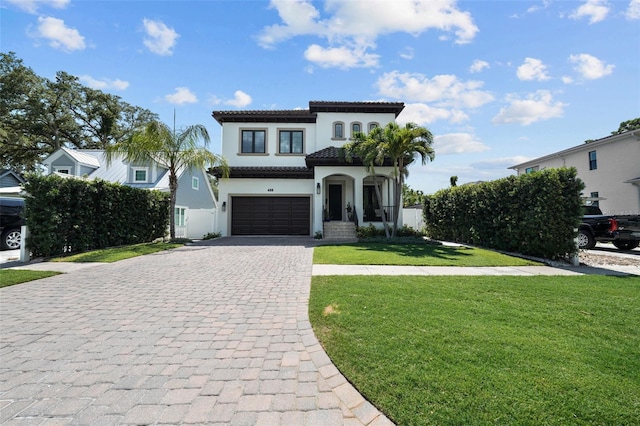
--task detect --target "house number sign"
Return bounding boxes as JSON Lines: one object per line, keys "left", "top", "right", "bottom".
{"left": 267, "top": 188, "right": 274, "bottom": 192}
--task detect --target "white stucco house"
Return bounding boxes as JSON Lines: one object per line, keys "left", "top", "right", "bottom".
{"left": 210, "top": 101, "right": 406, "bottom": 237}
{"left": 42, "top": 148, "right": 218, "bottom": 239}
{"left": 510, "top": 130, "right": 640, "bottom": 215}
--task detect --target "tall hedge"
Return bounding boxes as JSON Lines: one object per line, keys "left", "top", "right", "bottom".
{"left": 424, "top": 168, "right": 584, "bottom": 259}
{"left": 23, "top": 175, "right": 170, "bottom": 257}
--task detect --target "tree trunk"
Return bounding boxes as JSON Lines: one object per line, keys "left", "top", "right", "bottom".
{"left": 391, "top": 177, "right": 402, "bottom": 237}
{"left": 373, "top": 176, "right": 390, "bottom": 238}
{"left": 169, "top": 171, "right": 178, "bottom": 239}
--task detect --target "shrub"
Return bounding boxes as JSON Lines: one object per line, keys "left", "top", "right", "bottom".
{"left": 424, "top": 168, "right": 584, "bottom": 259}
{"left": 202, "top": 232, "right": 221, "bottom": 240}
{"left": 24, "top": 175, "right": 170, "bottom": 258}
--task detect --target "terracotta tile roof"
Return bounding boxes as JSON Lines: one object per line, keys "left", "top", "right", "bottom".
{"left": 305, "top": 146, "right": 393, "bottom": 167}
{"left": 212, "top": 109, "right": 316, "bottom": 124}
{"left": 308, "top": 101, "right": 404, "bottom": 116}
{"left": 209, "top": 166, "right": 313, "bottom": 179}
{"left": 212, "top": 101, "right": 405, "bottom": 124}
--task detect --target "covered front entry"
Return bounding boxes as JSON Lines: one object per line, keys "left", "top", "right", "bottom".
{"left": 231, "top": 196, "right": 310, "bottom": 235}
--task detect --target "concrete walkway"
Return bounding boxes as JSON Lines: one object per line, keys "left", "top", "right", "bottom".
{"left": 2, "top": 238, "right": 638, "bottom": 425}
{"left": 313, "top": 264, "right": 639, "bottom": 276}
{"left": 1, "top": 238, "right": 391, "bottom": 425}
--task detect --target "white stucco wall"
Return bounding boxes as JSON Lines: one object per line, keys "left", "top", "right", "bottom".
{"left": 221, "top": 122, "right": 315, "bottom": 168}
{"left": 217, "top": 178, "right": 315, "bottom": 236}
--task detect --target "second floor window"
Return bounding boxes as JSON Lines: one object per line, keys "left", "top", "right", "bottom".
{"left": 351, "top": 122, "right": 362, "bottom": 138}
{"left": 333, "top": 122, "right": 344, "bottom": 139}
{"left": 133, "top": 168, "right": 147, "bottom": 182}
{"left": 368, "top": 122, "right": 379, "bottom": 132}
{"left": 525, "top": 166, "right": 539, "bottom": 173}
{"left": 588, "top": 150, "right": 597, "bottom": 170}
{"left": 279, "top": 130, "right": 303, "bottom": 154}
{"left": 242, "top": 130, "right": 266, "bottom": 153}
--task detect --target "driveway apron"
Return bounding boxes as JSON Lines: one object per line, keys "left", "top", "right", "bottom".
{"left": 0, "top": 237, "right": 390, "bottom": 425}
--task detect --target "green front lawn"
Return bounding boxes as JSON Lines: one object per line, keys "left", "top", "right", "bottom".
{"left": 0, "top": 269, "right": 61, "bottom": 288}
{"left": 310, "top": 275, "right": 640, "bottom": 425}
{"left": 50, "top": 242, "right": 183, "bottom": 263}
{"left": 314, "top": 242, "right": 540, "bottom": 266}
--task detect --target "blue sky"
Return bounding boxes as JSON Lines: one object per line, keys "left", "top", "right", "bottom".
{"left": 2, "top": 0, "right": 639, "bottom": 193}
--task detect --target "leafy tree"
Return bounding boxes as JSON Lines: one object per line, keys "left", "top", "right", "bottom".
{"left": 105, "top": 120, "right": 229, "bottom": 239}
{"left": 402, "top": 183, "right": 425, "bottom": 207}
{"left": 611, "top": 117, "right": 640, "bottom": 135}
{"left": 345, "top": 122, "right": 435, "bottom": 237}
{"left": 0, "top": 52, "right": 158, "bottom": 172}
{"left": 450, "top": 175, "right": 458, "bottom": 187}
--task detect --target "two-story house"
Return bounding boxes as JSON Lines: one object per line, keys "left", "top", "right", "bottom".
{"left": 42, "top": 148, "right": 218, "bottom": 239}
{"left": 211, "top": 101, "right": 405, "bottom": 237}
{"left": 510, "top": 130, "right": 640, "bottom": 215}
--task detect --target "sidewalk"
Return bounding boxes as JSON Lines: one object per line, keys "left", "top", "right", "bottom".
{"left": 312, "top": 264, "right": 639, "bottom": 276}
{"left": 8, "top": 261, "right": 639, "bottom": 277}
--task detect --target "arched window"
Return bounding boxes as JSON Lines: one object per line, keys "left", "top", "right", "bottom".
{"left": 368, "top": 122, "right": 379, "bottom": 132}
{"left": 351, "top": 122, "right": 362, "bottom": 138}
{"left": 333, "top": 121, "right": 345, "bottom": 139}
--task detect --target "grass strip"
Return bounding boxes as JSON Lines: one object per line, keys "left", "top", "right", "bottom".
{"left": 50, "top": 242, "right": 183, "bottom": 263}
{"left": 0, "top": 269, "right": 61, "bottom": 288}
{"left": 310, "top": 275, "right": 640, "bottom": 425}
{"left": 314, "top": 242, "right": 540, "bottom": 266}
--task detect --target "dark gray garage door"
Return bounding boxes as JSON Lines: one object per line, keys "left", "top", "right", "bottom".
{"left": 231, "top": 196, "right": 310, "bottom": 235}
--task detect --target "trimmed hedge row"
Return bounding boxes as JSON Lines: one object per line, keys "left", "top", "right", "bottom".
{"left": 423, "top": 168, "right": 584, "bottom": 259}
{"left": 24, "top": 175, "right": 170, "bottom": 257}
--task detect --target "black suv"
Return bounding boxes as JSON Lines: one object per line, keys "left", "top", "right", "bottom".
{"left": 0, "top": 197, "right": 25, "bottom": 250}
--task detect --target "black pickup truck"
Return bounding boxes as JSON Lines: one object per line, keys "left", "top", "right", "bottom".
{"left": 578, "top": 206, "right": 640, "bottom": 250}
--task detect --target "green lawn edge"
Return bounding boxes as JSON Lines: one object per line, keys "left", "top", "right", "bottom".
{"left": 49, "top": 242, "right": 183, "bottom": 263}
{"left": 0, "top": 269, "right": 61, "bottom": 288}
{"left": 309, "top": 275, "right": 640, "bottom": 425}
{"left": 314, "top": 242, "right": 541, "bottom": 266}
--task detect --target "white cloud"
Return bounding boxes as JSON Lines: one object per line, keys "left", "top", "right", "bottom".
{"left": 376, "top": 71, "right": 494, "bottom": 110}
{"left": 5, "top": 0, "right": 69, "bottom": 14}
{"left": 627, "top": 0, "right": 640, "bottom": 19}
{"left": 79, "top": 75, "right": 129, "bottom": 91}
{"left": 569, "top": 53, "right": 614, "bottom": 79}
{"left": 433, "top": 133, "right": 490, "bottom": 155}
{"left": 516, "top": 57, "right": 550, "bottom": 81}
{"left": 562, "top": 76, "right": 574, "bottom": 84}
{"left": 224, "top": 90, "right": 252, "bottom": 108}
{"left": 165, "top": 87, "right": 197, "bottom": 105}
{"left": 469, "top": 59, "right": 489, "bottom": 73}
{"left": 397, "top": 103, "right": 468, "bottom": 126}
{"left": 569, "top": 0, "right": 610, "bottom": 23}
{"left": 471, "top": 156, "right": 532, "bottom": 169}
{"left": 304, "top": 44, "right": 379, "bottom": 68}
{"left": 399, "top": 47, "right": 414, "bottom": 60}
{"left": 492, "top": 90, "right": 566, "bottom": 126}
{"left": 34, "top": 16, "right": 85, "bottom": 52}
{"left": 258, "top": 0, "right": 478, "bottom": 69}
{"left": 526, "top": 0, "right": 551, "bottom": 14}
{"left": 142, "top": 18, "right": 179, "bottom": 56}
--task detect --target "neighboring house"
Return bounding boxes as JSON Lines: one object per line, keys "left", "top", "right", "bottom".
{"left": 510, "top": 130, "right": 640, "bottom": 215}
{"left": 0, "top": 169, "right": 25, "bottom": 189}
{"left": 42, "top": 148, "right": 218, "bottom": 239}
{"left": 211, "top": 101, "right": 406, "bottom": 237}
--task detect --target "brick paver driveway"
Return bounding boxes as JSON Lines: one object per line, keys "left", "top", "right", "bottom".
{"left": 1, "top": 237, "right": 389, "bottom": 425}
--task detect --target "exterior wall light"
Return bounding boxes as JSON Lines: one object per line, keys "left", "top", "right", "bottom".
{"left": 316, "top": 183, "right": 321, "bottom": 194}
{"left": 221, "top": 201, "right": 226, "bottom": 212}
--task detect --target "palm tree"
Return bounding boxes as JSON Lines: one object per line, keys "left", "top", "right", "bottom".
{"left": 105, "top": 120, "right": 228, "bottom": 239}
{"left": 344, "top": 122, "right": 435, "bottom": 237}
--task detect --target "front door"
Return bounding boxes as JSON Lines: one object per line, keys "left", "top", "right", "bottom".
{"left": 328, "top": 184, "right": 342, "bottom": 221}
